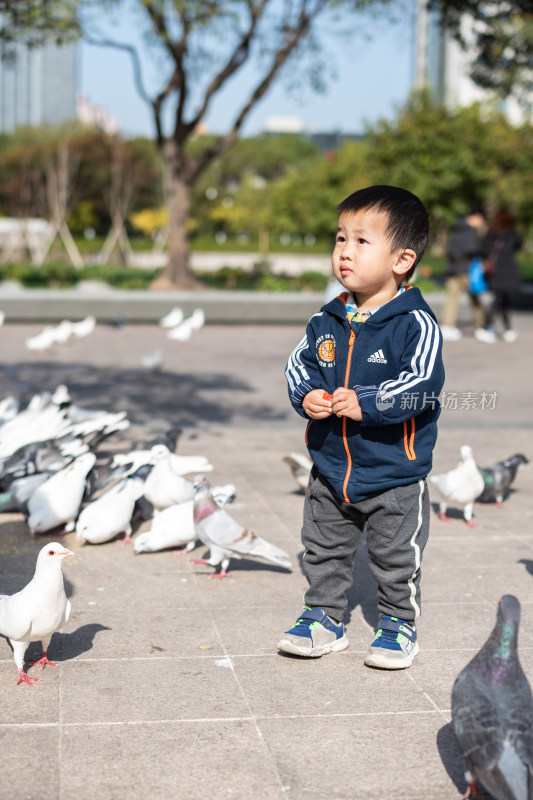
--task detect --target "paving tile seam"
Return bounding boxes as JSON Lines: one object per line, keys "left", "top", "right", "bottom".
{"left": 0, "top": 709, "right": 448, "bottom": 729}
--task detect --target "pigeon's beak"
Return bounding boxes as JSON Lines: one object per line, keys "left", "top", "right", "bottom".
{"left": 61, "top": 549, "right": 75, "bottom": 558}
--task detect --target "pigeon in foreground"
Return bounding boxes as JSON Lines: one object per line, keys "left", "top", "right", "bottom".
{"left": 191, "top": 474, "right": 292, "bottom": 578}
{"left": 478, "top": 454, "right": 529, "bottom": 507}
{"left": 283, "top": 453, "right": 313, "bottom": 492}
{"left": 0, "top": 543, "right": 74, "bottom": 686}
{"left": 429, "top": 445, "right": 485, "bottom": 525}
{"left": 451, "top": 595, "right": 533, "bottom": 800}
{"left": 26, "top": 452, "right": 97, "bottom": 535}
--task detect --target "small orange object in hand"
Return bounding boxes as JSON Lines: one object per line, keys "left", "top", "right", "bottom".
{"left": 322, "top": 392, "right": 333, "bottom": 401}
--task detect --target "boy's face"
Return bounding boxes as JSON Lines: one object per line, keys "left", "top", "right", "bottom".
{"left": 332, "top": 209, "right": 411, "bottom": 303}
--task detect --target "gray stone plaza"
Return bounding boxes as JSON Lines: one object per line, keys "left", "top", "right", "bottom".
{"left": 0, "top": 304, "right": 531, "bottom": 799}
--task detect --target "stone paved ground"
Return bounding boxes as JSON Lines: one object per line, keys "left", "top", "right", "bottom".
{"left": 0, "top": 313, "right": 531, "bottom": 800}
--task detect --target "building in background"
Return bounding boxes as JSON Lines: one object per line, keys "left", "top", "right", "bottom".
{"left": 414, "top": 0, "right": 531, "bottom": 125}
{"left": 0, "top": 39, "right": 77, "bottom": 132}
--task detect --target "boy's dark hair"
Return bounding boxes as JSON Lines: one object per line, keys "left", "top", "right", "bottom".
{"left": 336, "top": 185, "right": 430, "bottom": 283}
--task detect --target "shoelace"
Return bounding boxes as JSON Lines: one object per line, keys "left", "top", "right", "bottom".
{"left": 296, "top": 617, "right": 315, "bottom": 629}
{"left": 379, "top": 627, "right": 399, "bottom": 642}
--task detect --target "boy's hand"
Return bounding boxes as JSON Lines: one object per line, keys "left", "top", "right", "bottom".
{"left": 303, "top": 389, "right": 333, "bottom": 419}
{"left": 332, "top": 387, "right": 363, "bottom": 421}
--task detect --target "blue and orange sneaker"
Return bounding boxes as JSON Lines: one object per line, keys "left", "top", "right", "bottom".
{"left": 277, "top": 607, "right": 349, "bottom": 657}
{"left": 364, "top": 615, "right": 418, "bottom": 669}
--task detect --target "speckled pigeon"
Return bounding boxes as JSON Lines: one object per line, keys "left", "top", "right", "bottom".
{"left": 478, "top": 454, "right": 529, "bottom": 507}
{"left": 191, "top": 474, "right": 291, "bottom": 578}
{"left": 451, "top": 594, "right": 533, "bottom": 800}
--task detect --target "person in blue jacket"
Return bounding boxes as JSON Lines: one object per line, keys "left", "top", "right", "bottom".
{"left": 278, "top": 185, "right": 445, "bottom": 669}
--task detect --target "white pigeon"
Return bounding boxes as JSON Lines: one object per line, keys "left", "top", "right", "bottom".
{"left": 141, "top": 349, "right": 164, "bottom": 372}
{"left": 0, "top": 402, "right": 69, "bottom": 458}
{"left": 71, "top": 315, "right": 96, "bottom": 338}
{"left": 283, "top": 452, "right": 313, "bottom": 492}
{"left": 191, "top": 474, "right": 292, "bottom": 578}
{"left": 0, "top": 310, "right": 4, "bottom": 327}
{"left": 27, "top": 451, "right": 97, "bottom": 535}
{"left": 25, "top": 326, "right": 58, "bottom": 352}
{"left": 51, "top": 320, "right": 73, "bottom": 345}
{"left": 189, "top": 307, "right": 205, "bottom": 330}
{"left": 133, "top": 500, "right": 197, "bottom": 554}
{"left": 143, "top": 444, "right": 196, "bottom": 510}
{"left": 159, "top": 306, "right": 184, "bottom": 329}
{"left": 429, "top": 445, "right": 485, "bottom": 526}
{"left": 75, "top": 475, "right": 146, "bottom": 545}
{"left": 111, "top": 448, "right": 213, "bottom": 477}
{"left": 166, "top": 314, "right": 197, "bottom": 341}
{"left": 0, "top": 396, "right": 19, "bottom": 425}
{"left": 0, "top": 542, "right": 74, "bottom": 686}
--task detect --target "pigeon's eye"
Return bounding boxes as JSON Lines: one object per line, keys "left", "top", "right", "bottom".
{"left": 48, "top": 550, "right": 55, "bottom": 556}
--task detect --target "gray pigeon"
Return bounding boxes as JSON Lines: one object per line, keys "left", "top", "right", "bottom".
{"left": 451, "top": 595, "right": 533, "bottom": 800}
{"left": 478, "top": 454, "right": 529, "bottom": 506}
{"left": 0, "top": 543, "right": 74, "bottom": 686}
{"left": 191, "top": 474, "right": 292, "bottom": 578}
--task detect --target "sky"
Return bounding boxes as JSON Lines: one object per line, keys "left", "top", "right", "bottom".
{"left": 78, "top": 3, "right": 416, "bottom": 141}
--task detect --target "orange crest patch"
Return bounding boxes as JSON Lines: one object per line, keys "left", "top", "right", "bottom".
{"left": 317, "top": 338, "right": 335, "bottom": 363}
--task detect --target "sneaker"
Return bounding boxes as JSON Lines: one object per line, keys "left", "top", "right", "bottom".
{"left": 364, "top": 615, "right": 418, "bottom": 670}
{"left": 503, "top": 329, "right": 518, "bottom": 342}
{"left": 440, "top": 325, "right": 463, "bottom": 341}
{"left": 277, "top": 607, "right": 349, "bottom": 658}
{"left": 474, "top": 327, "right": 497, "bottom": 343}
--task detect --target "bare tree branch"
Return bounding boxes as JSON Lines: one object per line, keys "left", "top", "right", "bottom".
{"left": 186, "top": 1, "right": 323, "bottom": 184}
{"left": 83, "top": 33, "right": 152, "bottom": 108}
{"left": 183, "top": 0, "right": 270, "bottom": 138}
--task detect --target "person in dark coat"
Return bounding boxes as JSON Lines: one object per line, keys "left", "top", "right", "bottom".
{"left": 441, "top": 209, "right": 487, "bottom": 341}
{"left": 478, "top": 209, "right": 522, "bottom": 342}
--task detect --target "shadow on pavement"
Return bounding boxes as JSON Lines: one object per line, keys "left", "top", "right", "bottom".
{"left": 436, "top": 723, "right": 475, "bottom": 797}
{"left": 0, "top": 362, "right": 291, "bottom": 427}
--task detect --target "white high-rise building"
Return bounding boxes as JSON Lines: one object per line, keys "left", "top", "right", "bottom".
{"left": 414, "top": 0, "right": 532, "bottom": 125}
{"left": 0, "top": 39, "right": 77, "bottom": 132}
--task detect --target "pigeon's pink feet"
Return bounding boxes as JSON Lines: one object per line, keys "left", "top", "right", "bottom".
{"left": 496, "top": 501, "right": 504, "bottom": 508}
{"left": 465, "top": 520, "right": 477, "bottom": 528}
{"left": 120, "top": 535, "right": 131, "bottom": 545}
{"left": 464, "top": 778, "right": 482, "bottom": 798}
{"left": 15, "top": 668, "right": 39, "bottom": 687}
{"left": 190, "top": 558, "right": 210, "bottom": 565}
{"left": 438, "top": 512, "right": 452, "bottom": 522}
{"left": 34, "top": 652, "right": 57, "bottom": 670}
{"left": 209, "top": 569, "right": 230, "bottom": 580}
{"left": 174, "top": 547, "right": 189, "bottom": 556}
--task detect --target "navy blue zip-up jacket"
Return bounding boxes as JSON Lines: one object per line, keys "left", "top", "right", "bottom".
{"left": 285, "top": 287, "right": 445, "bottom": 503}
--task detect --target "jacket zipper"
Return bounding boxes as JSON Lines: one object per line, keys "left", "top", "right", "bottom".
{"left": 342, "top": 330, "right": 356, "bottom": 502}
{"left": 403, "top": 417, "right": 416, "bottom": 460}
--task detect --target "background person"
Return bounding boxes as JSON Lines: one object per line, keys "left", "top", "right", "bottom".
{"left": 441, "top": 208, "right": 487, "bottom": 341}
{"left": 476, "top": 208, "right": 522, "bottom": 343}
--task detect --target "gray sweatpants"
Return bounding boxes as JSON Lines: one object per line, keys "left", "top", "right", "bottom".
{"left": 302, "top": 467, "right": 430, "bottom": 624}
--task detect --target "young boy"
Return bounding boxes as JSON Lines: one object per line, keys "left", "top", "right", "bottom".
{"left": 278, "top": 185, "right": 445, "bottom": 669}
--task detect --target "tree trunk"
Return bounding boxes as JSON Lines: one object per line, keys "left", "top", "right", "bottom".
{"left": 150, "top": 141, "right": 203, "bottom": 291}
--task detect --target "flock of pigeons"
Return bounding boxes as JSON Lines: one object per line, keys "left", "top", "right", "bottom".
{"left": 0, "top": 384, "right": 291, "bottom": 685}
{"left": 21, "top": 307, "right": 206, "bottom": 374}
{"left": 0, "top": 378, "right": 532, "bottom": 798}
{"left": 284, "top": 445, "right": 528, "bottom": 525}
